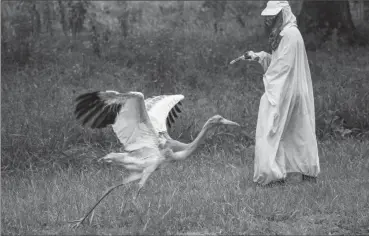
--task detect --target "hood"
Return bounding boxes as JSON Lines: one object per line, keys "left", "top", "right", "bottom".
{"left": 281, "top": 5, "right": 297, "bottom": 30}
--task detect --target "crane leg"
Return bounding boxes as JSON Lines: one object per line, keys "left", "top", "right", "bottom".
{"left": 68, "top": 172, "right": 142, "bottom": 229}
{"left": 131, "top": 166, "right": 157, "bottom": 224}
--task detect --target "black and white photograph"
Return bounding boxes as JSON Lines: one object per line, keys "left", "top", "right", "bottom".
{"left": 1, "top": 0, "right": 369, "bottom": 235}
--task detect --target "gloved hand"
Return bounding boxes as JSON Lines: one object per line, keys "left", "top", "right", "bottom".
{"left": 230, "top": 51, "right": 260, "bottom": 65}
{"left": 244, "top": 51, "right": 260, "bottom": 61}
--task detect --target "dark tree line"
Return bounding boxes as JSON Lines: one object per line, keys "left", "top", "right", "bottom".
{"left": 298, "top": 0, "right": 368, "bottom": 48}
{"left": 203, "top": 0, "right": 368, "bottom": 48}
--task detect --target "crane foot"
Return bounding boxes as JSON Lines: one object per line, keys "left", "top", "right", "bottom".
{"left": 68, "top": 210, "right": 95, "bottom": 229}
{"left": 68, "top": 217, "right": 85, "bottom": 229}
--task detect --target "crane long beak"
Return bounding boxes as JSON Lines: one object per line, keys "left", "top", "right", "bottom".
{"left": 221, "top": 118, "right": 240, "bottom": 126}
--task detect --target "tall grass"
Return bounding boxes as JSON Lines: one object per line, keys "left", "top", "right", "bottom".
{"left": 1, "top": 1, "right": 369, "bottom": 235}
{"left": 2, "top": 140, "right": 369, "bottom": 235}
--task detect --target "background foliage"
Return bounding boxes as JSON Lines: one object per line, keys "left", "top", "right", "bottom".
{"left": 2, "top": 0, "right": 368, "bottom": 170}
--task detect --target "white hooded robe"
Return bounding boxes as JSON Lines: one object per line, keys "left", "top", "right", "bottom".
{"left": 253, "top": 6, "right": 320, "bottom": 185}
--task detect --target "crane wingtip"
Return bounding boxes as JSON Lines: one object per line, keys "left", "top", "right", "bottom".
{"left": 74, "top": 90, "right": 123, "bottom": 129}
{"left": 75, "top": 91, "right": 99, "bottom": 102}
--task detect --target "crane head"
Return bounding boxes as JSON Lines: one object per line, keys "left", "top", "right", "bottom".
{"left": 207, "top": 115, "right": 240, "bottom": 127}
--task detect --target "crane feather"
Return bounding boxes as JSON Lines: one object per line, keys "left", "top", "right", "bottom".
{"left": 174, "top": 104, "right": 182, "bottom": 113}
{"left": 144, "top": 94, "right": 184, "bottom": 134}
{"left": 75, "top": 91, "right": 185, "bottom": 153}
{"left": 75, "top": 90, "right": 160, "bottom": 153}
{"left": 168, "top": 112, "right": 174, "bottom": 124}
{"left": 171, "top": 110, "right": 178, "bottom": 118}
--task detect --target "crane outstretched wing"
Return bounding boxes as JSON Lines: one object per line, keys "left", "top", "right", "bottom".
{"left": 144, "top": 94, "right": 184, "bottom": 135}
{"left": 74, "top": 90, "right": 160, "bottom": 152}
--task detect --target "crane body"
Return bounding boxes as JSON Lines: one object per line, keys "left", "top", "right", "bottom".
{"left": 69, "top": 90, "right": 239, "bottom": 228}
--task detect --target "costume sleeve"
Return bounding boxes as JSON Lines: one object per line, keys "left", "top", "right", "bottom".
{"left": 254, "top": 51, "right": 272, "bottom": 72}
{"left": 262, "top": 35, "right": 296, "bottom": 106}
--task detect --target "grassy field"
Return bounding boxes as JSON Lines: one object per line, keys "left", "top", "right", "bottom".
{"left": 2, "top": 1, "right": 369, "bottom": 235}
{"left": 2, "top": 138, "right": 369, "bottom": 235}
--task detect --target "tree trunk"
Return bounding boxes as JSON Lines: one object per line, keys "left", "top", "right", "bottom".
{"left": 31, "top": 3, "right": 41, "bottom": 38}
{"left": 43, "top": 2, "right": 53, "bottom": 36}
{"left": 58, "top": 0, "right": 68, "bottom": 37}
{"left": 298, "top": 0, "right": 367, "bottom": 49}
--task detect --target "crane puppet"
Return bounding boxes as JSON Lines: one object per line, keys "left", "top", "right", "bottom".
{"left": 69, "top": 90, "right": 240, "bottom": 228}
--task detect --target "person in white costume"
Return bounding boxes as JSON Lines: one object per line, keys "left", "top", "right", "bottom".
{"left": 244, "top": 1, "right": 320, "bottom": 185}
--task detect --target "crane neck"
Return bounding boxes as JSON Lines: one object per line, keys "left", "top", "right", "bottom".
{"left": 172, "top": 121, "right": 212, "bottom": 160}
